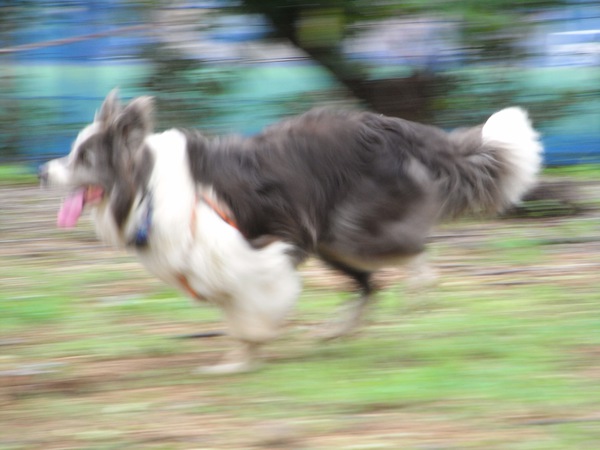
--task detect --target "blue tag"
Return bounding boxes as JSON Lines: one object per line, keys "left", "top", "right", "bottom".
{"left": 134, "top": 196, "right": 153, "bottom": 247}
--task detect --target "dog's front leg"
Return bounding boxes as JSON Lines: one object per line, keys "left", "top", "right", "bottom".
{"left": 195, "top": 293, "right": 291, "bottom": 374}
{"left": 196, "top": 340, "right": 261, "bottom": 375}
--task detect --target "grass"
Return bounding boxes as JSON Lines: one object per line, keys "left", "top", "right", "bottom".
{"left": 2, "top": 245, "right": 600, "bottom": 448}
{"left": 1, "top": 170, "right": 600, "bottom": 448}
{"left": 544, "top": 164, "right": 600, "bottom": 180}
{"left": 0, "top": 165, "right": 37, "bottom": 185}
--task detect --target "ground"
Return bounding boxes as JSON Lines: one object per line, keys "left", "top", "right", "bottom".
{"left": 1, "top": 178, "right": 599, "bottom": 449}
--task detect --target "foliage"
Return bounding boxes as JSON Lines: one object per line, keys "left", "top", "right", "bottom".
{"left": 0, "top": 1, "right": 54, "bottom": 161}
{"left": 236, "top": 0, "right": 572, "bottom": 121}
{"left": 0, "top": 3, "right": 30, "bottom": 159}
{"left": 135, "top": 43, "right": 232, "bottom": 130}
{"left": 1, "top": 1, "right": 592, "bottom": 160}
{"left": 240, "top": 0, "right": 568, "bottom": 59}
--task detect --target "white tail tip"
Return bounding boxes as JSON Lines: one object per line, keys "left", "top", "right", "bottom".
{"left": 482, "top": 107, "right": 544, "bottom": 205}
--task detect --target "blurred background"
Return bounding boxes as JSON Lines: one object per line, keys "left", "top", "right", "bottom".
{"left": 0, "top": 0, "right": 599, "bottom": 166}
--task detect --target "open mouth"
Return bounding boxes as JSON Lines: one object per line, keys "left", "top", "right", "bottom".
{"left": 57, "top": 186, "right": 104, "bottom": 228}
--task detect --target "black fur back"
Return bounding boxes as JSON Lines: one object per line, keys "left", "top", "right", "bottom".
{"left": 184, "top": 109, "right": 443, "bottom": 255}
{"left": 181, "top": 107, "right": 540, "bottom": 266}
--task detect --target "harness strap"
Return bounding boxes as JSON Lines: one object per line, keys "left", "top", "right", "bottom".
{"left": 202, "top": 194, "right": 240, "bottom": 232}
{"left": 176, "top": 273, "right": 205, "bottom": 302}
{"left": 176, "top": 193, "right": 237, "bottom": 302}
{"left": 175, "top": 196, "right": 202, "bottom": 301}
{"left": 176, "top": 193, "right": 241, "bottom": 302}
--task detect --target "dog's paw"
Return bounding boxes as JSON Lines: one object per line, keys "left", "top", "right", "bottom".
{"left": 195, "top": 342, "right": 262, "bottom": 375}
{"left": 310, "top": 319, "right": 361, "bottom": 341}
{"left": 310, "top": 298, "right": 368, "bottom": 341}
{"left": 195, "top": 360, "right": 261, "bottom": 375}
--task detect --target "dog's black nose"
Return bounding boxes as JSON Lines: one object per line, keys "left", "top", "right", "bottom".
{"left": 38, "top": 163, "right": 48, "bottom": 184}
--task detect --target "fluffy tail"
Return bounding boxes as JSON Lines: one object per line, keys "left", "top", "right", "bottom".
{"left": 439, "top": 107, "right": 543, "bottom": 219}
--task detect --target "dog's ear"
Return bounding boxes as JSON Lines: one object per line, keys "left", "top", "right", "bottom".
{"left": 96, "top": 88, "right": 121, "bottom": 124}
{"left": 113, "top": 96, "right": 154, "bottom": 154}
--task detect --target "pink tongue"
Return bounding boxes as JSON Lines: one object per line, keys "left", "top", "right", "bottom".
{"left": 57, "top": 189, "right": 85, "bottom": 228}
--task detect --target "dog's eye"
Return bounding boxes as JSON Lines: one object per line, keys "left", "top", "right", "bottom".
{"left": 79, "top": 149, "right": 95, "bottom": 166}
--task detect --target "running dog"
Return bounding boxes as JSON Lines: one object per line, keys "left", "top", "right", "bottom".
{"left": 39, "top": 90, "right": 543, "bottom": 372}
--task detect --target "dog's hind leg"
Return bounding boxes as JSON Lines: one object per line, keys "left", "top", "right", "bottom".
{"left": 314, "top": 258, "right": 375, "bottom": 340}
{"left": 406, "top": 252, "right": 439, "bottom": 291}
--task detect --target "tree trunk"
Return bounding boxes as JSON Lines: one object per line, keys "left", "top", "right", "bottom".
{"left": 245, "top": 2, "right": 443, "bottom": 122}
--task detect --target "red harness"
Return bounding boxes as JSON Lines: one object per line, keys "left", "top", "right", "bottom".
{"left": 202, "top": 194, "right": 240, "bottom": 231}
{"left": 175, "top": 194, "right": 239, "bottom": 302}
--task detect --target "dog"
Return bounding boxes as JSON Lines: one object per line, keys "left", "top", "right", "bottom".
{"left": 39, "top": 89, "right": 543, "bottom": 373}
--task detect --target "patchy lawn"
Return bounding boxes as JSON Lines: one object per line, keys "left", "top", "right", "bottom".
{"left": 1, "top": 177, "right": 599, "bottom": 449}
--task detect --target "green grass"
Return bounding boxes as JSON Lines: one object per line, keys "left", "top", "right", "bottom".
{"left": 0, "top": 165, "right": 37, "bottom": 185}
{"left": 543, "top": 164, "right": 600, "bottom": 180}
{"left": 3, "top": 239, "right": 600, "bottom": 449}
{"left": 1, "top": 172, "right": 600, "bottom": 448}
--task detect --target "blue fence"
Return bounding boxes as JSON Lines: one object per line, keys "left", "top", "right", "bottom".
{"left": 1, "top": 0, "right": 598, "bottom": 166}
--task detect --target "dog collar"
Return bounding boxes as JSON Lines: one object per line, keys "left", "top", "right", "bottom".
{"left": 133, "top": 193, "right": 153, "bottom": 247}
{"left": 132, "top": 192, "right": 241, "bottom": 248}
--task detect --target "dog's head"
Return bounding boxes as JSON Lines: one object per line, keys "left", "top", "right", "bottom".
{"left": 39, "top": 89, "right": 154, "bottom": 228}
